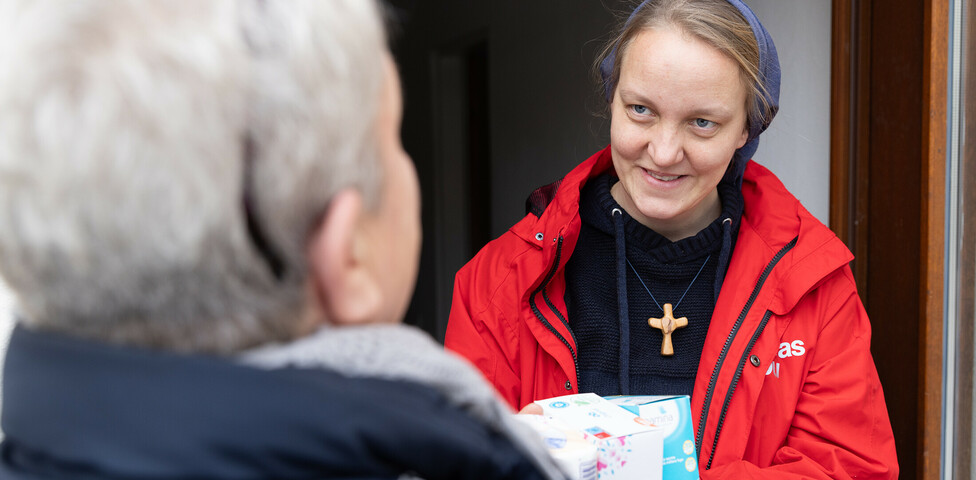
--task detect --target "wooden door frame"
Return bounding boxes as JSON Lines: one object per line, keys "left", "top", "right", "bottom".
{"left": 829, "top": 0, "right": 870, "bottom": 291}
{"left": 830, "top": 0, "right": 946, "bottom": 478}
{"left": 919, "top": 0, "right": 947, "bottom": 477}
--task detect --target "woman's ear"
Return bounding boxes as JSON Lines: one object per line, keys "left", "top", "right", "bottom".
{"left": 737, "top": 125, "right": 750, "bottom": 149}
{"left": 736, "top": 110, "right": 753, "bottom": 149}
{"left": 306, "top": 188, "right": 382, "bottom": 326}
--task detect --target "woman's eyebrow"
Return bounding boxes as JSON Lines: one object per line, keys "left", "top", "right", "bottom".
{"left": 616, "top": 89, "right": 653, "bottom": 103}
{"left": 687, "top": 105, "right": 736, "bottom": 119}
{"left": 619, "top": 89, "right": 735, "bottom": 119}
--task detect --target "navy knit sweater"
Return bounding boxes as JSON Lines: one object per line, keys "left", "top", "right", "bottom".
{"left": 565, "top": 173, "right": 742, "bottom": 397}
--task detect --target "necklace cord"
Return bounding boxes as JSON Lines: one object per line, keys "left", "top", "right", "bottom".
{"left": 627, "top": 254, "right": 711, "bottom": 314}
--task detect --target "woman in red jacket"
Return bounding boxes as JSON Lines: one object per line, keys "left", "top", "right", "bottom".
{"left": 446, "top": 0, "right": 898, "bottom": 478}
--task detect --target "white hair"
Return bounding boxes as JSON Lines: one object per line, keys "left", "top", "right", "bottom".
{"left": 0, "top": 0, "right": 387, "bottom": 353}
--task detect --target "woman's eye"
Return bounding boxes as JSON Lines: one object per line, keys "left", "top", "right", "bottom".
{"left": 631, "top": 105, "right": 649, "bottom": 115}
{"left": 694, "top": 118, "right": 716, "bottom": 129}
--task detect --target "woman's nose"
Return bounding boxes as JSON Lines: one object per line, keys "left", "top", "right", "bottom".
{"left": 646, "top": 125, "right": 683, "bottom": 167}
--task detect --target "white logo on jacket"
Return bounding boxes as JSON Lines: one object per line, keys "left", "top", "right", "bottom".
{"left": 766, "top": 340, "right": 805, "bottom": 378}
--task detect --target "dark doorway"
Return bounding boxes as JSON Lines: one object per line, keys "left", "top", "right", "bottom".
{"left": 428, "top": 39, "right": 493, "bottom": 340}
{"left": 390, "top": 0, "right": 615, "bottom": 339}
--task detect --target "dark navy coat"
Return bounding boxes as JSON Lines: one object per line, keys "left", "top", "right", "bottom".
{"left": 1, "top": 325, "right": 547, "bottom": 479}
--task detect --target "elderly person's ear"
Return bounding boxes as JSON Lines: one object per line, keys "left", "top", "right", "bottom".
{"left": 306, "top": 188, "right": 383, "bottom": 326}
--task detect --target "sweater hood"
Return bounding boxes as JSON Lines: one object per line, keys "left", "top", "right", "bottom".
{"left": 599, "top": 0, "right": 781, "bottom": 189}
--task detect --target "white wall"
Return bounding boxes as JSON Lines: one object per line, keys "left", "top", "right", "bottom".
{"left": 748, "top": 0, "right": 832, "bottom": 225}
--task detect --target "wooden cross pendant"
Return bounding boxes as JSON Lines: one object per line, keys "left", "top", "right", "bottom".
{"left": 648, "top": 303, "right": 688, "bottom": 356}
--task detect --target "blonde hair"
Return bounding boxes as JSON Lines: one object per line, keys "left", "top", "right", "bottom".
{"left": 597, "top": 0, "right": 772, "bottom": 131}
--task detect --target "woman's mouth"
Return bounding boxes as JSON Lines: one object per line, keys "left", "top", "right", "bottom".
{"left": 646, "top": 170, "right": 682, "bottom": 182}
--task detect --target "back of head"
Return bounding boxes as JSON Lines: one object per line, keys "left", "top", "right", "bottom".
{"left": 0, "top": 0, "right": 387, "bottom": 354}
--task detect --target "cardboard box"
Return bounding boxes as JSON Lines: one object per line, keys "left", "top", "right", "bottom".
{"left": 535, "top": 393, "right": 662, "bottom": 480}
{"left": 513, "top": 414, "right": 599, "bottom": 480}
{"left": 607, "top": 395, "right": 699, "bottom": 480}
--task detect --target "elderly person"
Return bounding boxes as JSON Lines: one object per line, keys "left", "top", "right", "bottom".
{"left": 0, "top": 1, "right": 562, "bottom": 478}
{"left": 446, "top": 0, "right": 898, "bottom": 478}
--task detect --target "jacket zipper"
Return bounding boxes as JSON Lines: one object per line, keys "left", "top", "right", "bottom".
{"left": 706, "top": 310, "right": 773, "bottom": 470}
{"left": 529, "top": 236, "right": 580, "bottom": 391}
{"left": 695, "top": 236, "right": 798, "bottom": 461}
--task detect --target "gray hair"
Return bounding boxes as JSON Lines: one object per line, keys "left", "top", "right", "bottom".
{"left": 0, "top": 0, "right": 387, "bottom": 354}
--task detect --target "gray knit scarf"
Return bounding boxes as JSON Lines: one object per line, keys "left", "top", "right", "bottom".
{"left": 239, "top": 323, "right": 565, "bottom": 480}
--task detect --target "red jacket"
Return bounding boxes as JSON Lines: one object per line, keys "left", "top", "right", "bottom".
{"left": 446, "top": 147, "right": 898, "bottom": 479}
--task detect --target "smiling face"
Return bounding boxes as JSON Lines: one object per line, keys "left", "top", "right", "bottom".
{"left": 609, "top": 26, "right": 749, "bottom": 241}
